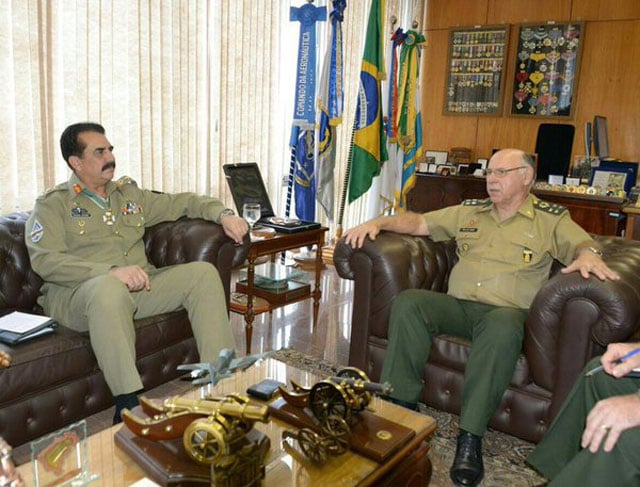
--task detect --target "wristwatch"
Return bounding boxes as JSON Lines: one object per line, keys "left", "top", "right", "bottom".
{"left": 218, "top": 208, "right": 235, "bottom": 222}
{"left": 584, "top": 246, "right": 603, "bottom": 257}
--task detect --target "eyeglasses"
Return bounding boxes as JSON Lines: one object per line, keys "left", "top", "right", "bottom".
{"left": 484, "top": 166, "right": 528, "bottom": 178}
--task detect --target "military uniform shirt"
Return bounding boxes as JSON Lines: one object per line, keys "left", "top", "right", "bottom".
{"left": 424, "top": 194, "right": 592, "bottom": 309}
{"left": 25, "top": 174, "right": 228, "bottom": 296}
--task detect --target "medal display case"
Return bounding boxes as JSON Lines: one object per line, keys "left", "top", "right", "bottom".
{"left": 510, "top": 22, "right": 584, "bottom": 118}
{"left": 443, "top": 25, "right": 509, "bottom": 115}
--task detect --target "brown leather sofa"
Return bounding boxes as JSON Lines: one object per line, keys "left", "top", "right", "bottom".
{"left": 334, "top": 232, "right": 640, "bottom": 443}
{"left": 0, "top": 212, "right": 248, "bottom": 448}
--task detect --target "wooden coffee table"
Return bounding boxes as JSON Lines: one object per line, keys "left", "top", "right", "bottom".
{"left": 17, "top": 358, "right": 435, "bottom": 486}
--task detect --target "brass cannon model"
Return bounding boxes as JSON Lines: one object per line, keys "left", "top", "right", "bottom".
{"left": 278, "top": 367, "right": 393, "bottom": 464}
{"left": 123, "top": 393, "right": 269, "bottom": 466}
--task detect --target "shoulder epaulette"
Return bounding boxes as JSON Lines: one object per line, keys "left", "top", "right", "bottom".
{"left": 116, "top": 176, "right": 138, "bottom": 188}
{"left": 533, "top": 198, "right": 567, "bottom": 215}
{"left": 37, "top": 182, "right": 68, "bottom": 200}
{"left": 462, "top": 198, "right": 492, "bottom": 207}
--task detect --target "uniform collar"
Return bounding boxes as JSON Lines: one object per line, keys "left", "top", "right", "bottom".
{"left": 517, "top": 194, "right": 536, "bottom": 220}
{"left": 68, "top": 173, "right": 117, "bottom": 199}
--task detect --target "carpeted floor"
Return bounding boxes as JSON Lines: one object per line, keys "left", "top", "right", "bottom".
{"left": 13, "top": 348, "right": 548, "bottom": 485}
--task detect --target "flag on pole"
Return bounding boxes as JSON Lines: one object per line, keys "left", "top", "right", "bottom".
{"left": 395, "top": 29, "right": 426, "bottom": 211}
{"left": 316, "top": 0, "right": 346, "bottom": 221}
{"left": 347, "top": 0, "right": 387, "bottom": 204}
{"left": 366, "top": 26, "right": 406, "bottom": 219}
{"left": 293, "top": 126, "right": 316, "bottom": 221}
{"left": 287, "top": 2, "right": 327, "bottom": 220}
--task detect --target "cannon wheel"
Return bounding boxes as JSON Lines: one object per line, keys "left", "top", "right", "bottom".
{"left": 298, "top": 428, "right": 328, "bottom": 464}
{"left": 309, "top": 381, "right": 348, "bottom": 422}
{"left": 183, "top": 418, "right": 228, "bottom": 465}
{"left": 336, "top": 367, "right": 371, "bottom": 412}
{"left": 336, "top": 366, "right": 370, "bottom": 382}
{"left": 321, "top": 415, "right": 350, "bottom": 456}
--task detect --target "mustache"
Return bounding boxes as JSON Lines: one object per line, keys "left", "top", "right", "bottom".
{"left": 102, "top": 161, "right": 116, "bottom": 171}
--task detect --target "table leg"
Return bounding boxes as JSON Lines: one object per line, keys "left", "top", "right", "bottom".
{"left": 312, "top": 237, "right": 323, "bottom": 328}
{"left": 245, "top": 258, "right": 256, "bottom": 354}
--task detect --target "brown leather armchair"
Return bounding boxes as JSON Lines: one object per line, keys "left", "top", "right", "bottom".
{"left": 334, "top": 233, "right": 640, "bottom": 443}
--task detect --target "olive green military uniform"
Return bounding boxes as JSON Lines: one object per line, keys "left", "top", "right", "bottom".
{"left": 381, "top": 194, "right": 592, "bottom": 435}
{"left": 25, "top": 174, "right": 236, "bottom": 395}
{"left": 527, "top": 357, "right": 640, "bottom": 486}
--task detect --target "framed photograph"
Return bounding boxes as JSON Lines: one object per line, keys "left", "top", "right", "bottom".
{"left": 510, "top": 22, "right": 584, "bottom": 118}
{"left": 427, "top": 163, "right": 438, "bottom": 174}
{"left": 426, "top": 150, "right": 448, "bottom": 166}
{"left": 589, "top": 160, "right": 638, "bottom": 194}
{"left": 444, "top": 25, "right": 510, "bottom": 116}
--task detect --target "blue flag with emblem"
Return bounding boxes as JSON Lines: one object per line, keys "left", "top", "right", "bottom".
{"left": 292, "top": 126, "right": 316, "bottom": 221}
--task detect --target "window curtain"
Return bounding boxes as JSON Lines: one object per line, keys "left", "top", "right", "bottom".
{"left": 0, "top": 0, "right": 425, "bottom": 233}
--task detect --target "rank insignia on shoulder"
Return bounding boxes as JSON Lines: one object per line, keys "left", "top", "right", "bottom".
{"left": 71, "top": 207, "right": 91, "bottom": 217}
{"left": 116, "top": 176, "right": 138, "bottom": 188}
{"left": 533, "top": 199, "right": 567, "bottom": 215}
{"left": 462, "top": 198, "right": 491, "bottom": 207}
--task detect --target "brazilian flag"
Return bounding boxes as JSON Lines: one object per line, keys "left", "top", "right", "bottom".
{"left": 347, "top": 0, "right": 388, "bottom": 204}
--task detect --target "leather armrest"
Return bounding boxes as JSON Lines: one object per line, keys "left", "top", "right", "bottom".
{"left": 525, "top": 236, "right": 640, "bottom": 407}
{"left": 143, "top": 218, "right": 250, "bottom": 307}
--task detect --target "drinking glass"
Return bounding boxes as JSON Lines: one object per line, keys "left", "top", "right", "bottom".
{"left": 242, "top": 203, "right": 261, "bottom": 231}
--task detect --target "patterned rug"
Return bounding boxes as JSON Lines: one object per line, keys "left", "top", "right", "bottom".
{"left": 271, "top": 348, "right": 547, "bottom": 487}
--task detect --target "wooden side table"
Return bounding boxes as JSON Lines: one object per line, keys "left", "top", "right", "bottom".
{"left": 233, "top": 227, "right": 328, "bottom": 353}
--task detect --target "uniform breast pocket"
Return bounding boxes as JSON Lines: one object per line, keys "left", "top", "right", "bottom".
{"left": 456, "top": 229, "right": 481, "bottom": 257}
{"left": 121, "top": 213, "right": 145, "bottom": 228}
{"left": 509, "top": 236, "right": 543, "bottom": 266}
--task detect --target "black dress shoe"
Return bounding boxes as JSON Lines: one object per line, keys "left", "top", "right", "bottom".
{"left": 450, "top": 430, "right": 484, "bottom": 486}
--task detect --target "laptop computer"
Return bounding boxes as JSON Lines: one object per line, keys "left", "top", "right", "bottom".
{"left": 223, "top": 162, "right": 321, "bottom": 234}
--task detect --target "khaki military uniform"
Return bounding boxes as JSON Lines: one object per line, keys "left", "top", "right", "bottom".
{"left": 25, "top": 174, "right": 236, "bottom": 395}
{"left": 528, "top": 357, "right": 640, "bottom": 486}
{"left": 381, "top": 195, "right": 593, "bottom": 435}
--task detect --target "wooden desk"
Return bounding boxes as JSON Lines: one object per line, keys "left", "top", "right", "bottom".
{"left": 233, "top": 227, "right": 328, "bottom": 353}
{"left": 408, "top": 173, "right": 627, "bottom": 236}
{"left": 623, "top": 204, "right": 640, "bottom": 240}
{"left": 17, "top": 358, "right": 436, "bottom": 486}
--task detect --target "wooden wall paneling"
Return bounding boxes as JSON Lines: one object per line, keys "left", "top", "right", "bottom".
{"left": 572, "top": 20, "right": 640, "bottom": 162}
{"left": 426, "top": 0, "right": 489, "bottom": 30}
{"left": 487, "top": 0, "right": 571, "bottom": 25}
{"left": 571, "top": 0, "right": 640, "bottom": 21}
{"left": 422, "top": 29, "right": 478, "bottom": 155}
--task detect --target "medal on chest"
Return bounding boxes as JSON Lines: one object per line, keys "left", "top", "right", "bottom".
{"left": 103, "top": 210, "right": 116, "bottom": 225}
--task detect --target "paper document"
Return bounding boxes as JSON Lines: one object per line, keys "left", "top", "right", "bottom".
{"left": 0, "top": 311, "right": 54, "bottom": 333}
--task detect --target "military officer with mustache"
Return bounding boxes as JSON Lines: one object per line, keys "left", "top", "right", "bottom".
{"left": 25, "top": 122, "right": 248, "bottom": 423}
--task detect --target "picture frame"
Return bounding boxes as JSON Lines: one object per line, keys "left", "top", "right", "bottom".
{"left": 510, "top": 22, "right": 584, "bottom": 118}
{"left": 426, "top": 150, "right": 448, "bottom": 166}
{"left": 589, "top": 160, "right": 638, "bottom": 195}
{"left": 443, "top": 24, "right": 510, "bottom": 116}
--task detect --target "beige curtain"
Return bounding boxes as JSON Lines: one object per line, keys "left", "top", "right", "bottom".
{"left": 0, "top": 0, "right": 425, "bottom": 234}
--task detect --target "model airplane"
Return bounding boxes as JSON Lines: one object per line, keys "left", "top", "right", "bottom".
{"left": 177, "top": 348, "right": 270, "bottom": 386}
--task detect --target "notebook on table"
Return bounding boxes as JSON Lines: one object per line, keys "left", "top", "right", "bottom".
{"left": 223, "top": 162, "right": 321, "bottom": 234}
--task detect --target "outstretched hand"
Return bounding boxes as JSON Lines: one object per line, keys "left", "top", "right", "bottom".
{"left": 561, "top": 250, "right": 620, "bottom": 281}
{"left": 221, "top": 215, "right": 248, "bottom": 245}
{"left": 343, "top": 221, "right": 382, "bottom": 249}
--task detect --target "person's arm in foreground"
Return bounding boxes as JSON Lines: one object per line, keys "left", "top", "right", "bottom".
{"left": 581, "top": 342, "right": 640, "bottom": 453}
{"left": 343, "top": 212, "right": 430, "bottom": 248}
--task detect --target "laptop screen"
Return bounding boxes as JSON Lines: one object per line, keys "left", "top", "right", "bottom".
{"left": 223, "top": 163, "right": 275, "bottom": 219}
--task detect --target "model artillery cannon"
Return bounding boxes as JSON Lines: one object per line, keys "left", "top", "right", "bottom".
{"left": 122, "top": 393, "right": 270, "bottom": 466}
{"left": 278, "top": 367, "right": 393, "bottom": 464}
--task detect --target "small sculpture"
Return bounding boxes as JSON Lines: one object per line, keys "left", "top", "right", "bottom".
{"left": 279, "top": 366, "right": 393, "bottom": 463}
{"left": 177, "top": 348, "right": 269, "bottom": 386}
{"left": 123, "top": 394, "right": 270, "bottom": 486}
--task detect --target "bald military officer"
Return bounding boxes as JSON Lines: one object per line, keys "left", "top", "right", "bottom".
{"left": 25, "top": 122, "right": 249, "bottom": 423}
{"left": 344, "top": 148, "right": 620, "bottom": 487}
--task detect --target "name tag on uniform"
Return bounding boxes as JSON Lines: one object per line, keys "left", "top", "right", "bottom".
{"left": 459, "top": 227, "right": 478, "bottom": 233}
{"left": 71, "top": 207, "right": 91, "bottom": 217}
